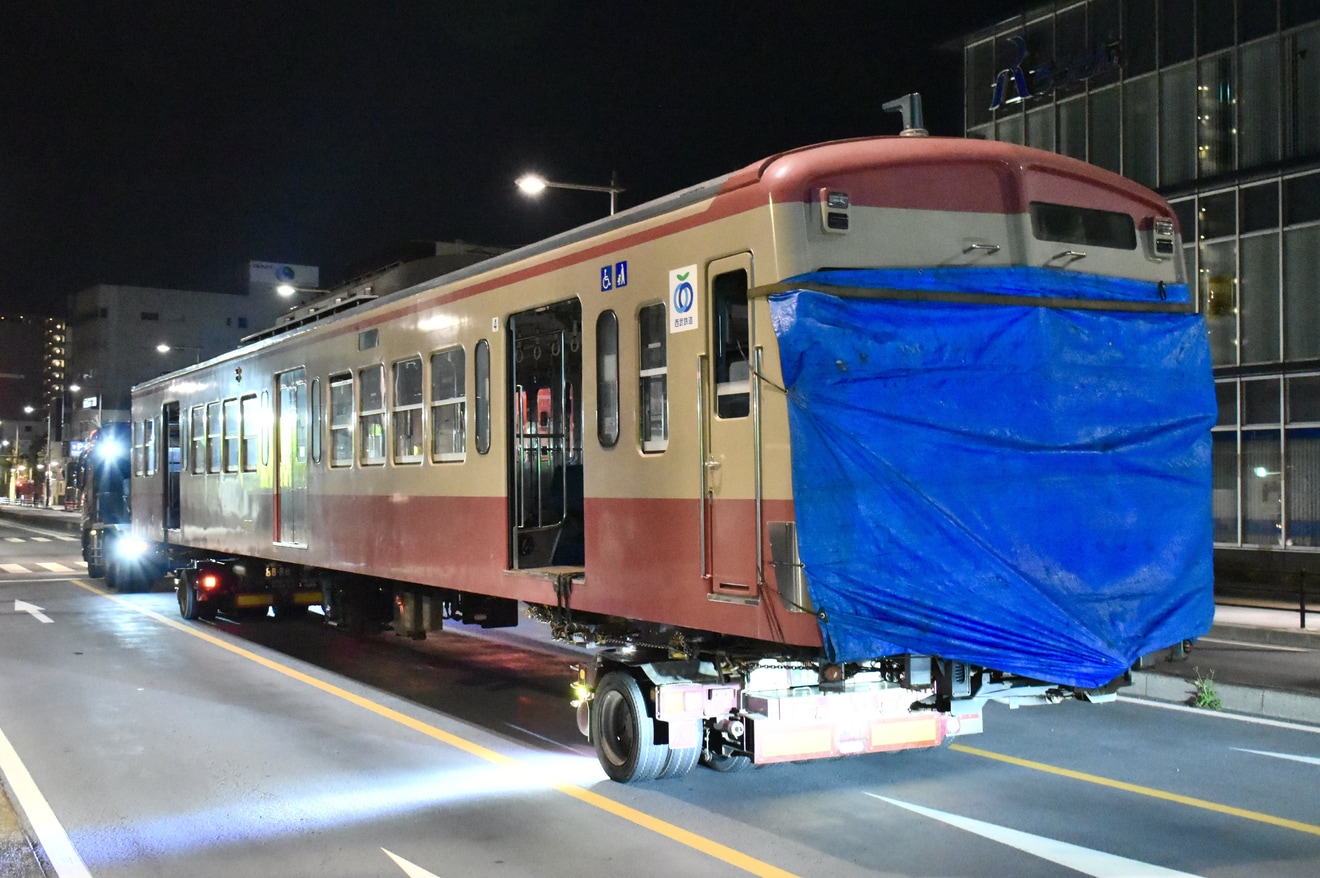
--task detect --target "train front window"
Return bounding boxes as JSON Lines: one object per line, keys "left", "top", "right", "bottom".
{"left": 639, "top": 303, "right": 668, "bottom": 452}
{"left": 329, "top": 373, "right": 353, "bottom": 467}
{"left": 431, "top": 347, "right": 466, "bottom": 462}
{"left": 392, "top": 357, "right": 424, "bottom": 464}
{"left": 358, "top": 365, "right": 385, "bottom": 466}
{"left": 713, "top": 269, "right": 750, "bottom": 419}
{"left": 1029, "top": 201, "right": 1138, "bottom": 249}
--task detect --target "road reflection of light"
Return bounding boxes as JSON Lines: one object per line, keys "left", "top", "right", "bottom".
{"left": 72, "top": 752, "right": 604, "bottom": 869}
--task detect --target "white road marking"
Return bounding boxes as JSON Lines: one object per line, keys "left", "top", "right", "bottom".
{"left": 14, "top": 600, "right": 53, "bottom": 623}
{"left": 1, "top": 563, "right": 29, "bottom": 574}
{"left": 1233, "top": 748, "right": 1320, "bottom": 766}
{"left": 1118, "top": 695, "right": 1320, "bottom": 734}
{"left": 36, "top": 562, "right": 75, "bottom": 573}
{"left": 505, "top": 722, "right": 582, "bottom": 753}
{"left": 0, "top": 724, "right": 92, "bottom": 877}
{"left": 4, "top": 537, "right": 23, "bottom": 543}
{"left": 1199, "top": 637, "right": 1310, "bottom": 653}
{"left": 383, "top": 848, "right": 444, "bottom": 878}
{"left": 868, "top": 795, "right": 1204, "bottom": 877}
{"left": 30, "top": 537, "right": 51, "bottom": 542}
{"left": 55, "top": 535, "right": 78, "bottom": 542}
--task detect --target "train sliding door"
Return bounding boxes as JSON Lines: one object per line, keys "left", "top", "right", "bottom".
{"left": 275, "top": 368, "right": 308, "bottom": 547}
{"left": 702, "top": 253, "right": 759, "bottom": 599}
{"left": 507, "top": 299, "right": 585, "bottom": 570}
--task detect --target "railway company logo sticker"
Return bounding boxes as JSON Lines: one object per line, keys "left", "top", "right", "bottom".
{"left": 669, "top": 265, "right": 699, "bottom": 333}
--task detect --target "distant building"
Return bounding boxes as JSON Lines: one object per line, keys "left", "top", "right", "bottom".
{"left": 958, "top": 1, "right": 1320, "bottom": 587}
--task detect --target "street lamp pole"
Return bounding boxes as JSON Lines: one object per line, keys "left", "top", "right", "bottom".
{"left": 515, "top": 171, "right": 624, "bottom": 216}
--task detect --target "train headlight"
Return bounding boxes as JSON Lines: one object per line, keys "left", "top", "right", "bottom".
{"left": 1145, "top": 216, "right": 1176, "bottom": 261}
{"left": 115, "top": 537, "right": 150, "bottom": 560}
{"left": 96, "top": 439, "right": 124, "bottom": 460}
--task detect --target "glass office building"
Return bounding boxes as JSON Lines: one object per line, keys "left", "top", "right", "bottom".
{"left": 962, "top": 0, "right": 1320, "bottom": 585}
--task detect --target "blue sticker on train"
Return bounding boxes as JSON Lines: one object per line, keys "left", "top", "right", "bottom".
{"left": 600, "top": 266, "right": 613, "bottom": 292}
{"left": 615, "top": 261, "right": 628, "bottom": 288}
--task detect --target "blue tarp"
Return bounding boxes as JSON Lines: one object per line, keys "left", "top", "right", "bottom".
{"left": 769, "top": 268, "right": 1216, "bottom": 689}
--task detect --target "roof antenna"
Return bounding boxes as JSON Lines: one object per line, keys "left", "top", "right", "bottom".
{"left": 882, "top": 93, "right": 929, "bottom": 137}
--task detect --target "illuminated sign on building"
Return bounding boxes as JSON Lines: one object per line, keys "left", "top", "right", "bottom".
{"left": 989, "top": 36, "right": 1122, "bottom": 110}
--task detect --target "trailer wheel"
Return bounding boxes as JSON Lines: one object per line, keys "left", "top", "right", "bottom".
{"left": 86, "top": 561, "right": 105, "bottom": 579}
{"left": 176, "top": 571, "right": 215, "bottom": 621}
{"left": 591, "top": 672, "right": 666, "bottom": 783}
{"left": 658, "top": 743, "right": 700, "bottom": 779}
{"left": 701, "top": 750, "right": 752, "bottom": 773}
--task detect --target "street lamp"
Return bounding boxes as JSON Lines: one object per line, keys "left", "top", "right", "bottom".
{"left": 516, "top": 172, "right": 624, "bottom": 216}
{"left": 157, "top": 342, "right": 202, "bottom": 364}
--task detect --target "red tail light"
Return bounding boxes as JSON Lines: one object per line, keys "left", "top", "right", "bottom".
{"left": 200, "top": 573, "right": 220, "bottom": 591}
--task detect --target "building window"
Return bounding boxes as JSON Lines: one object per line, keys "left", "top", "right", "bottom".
{"left": 1283, "top": 23, "right": 1320, "bottom": 159}
{"left": 241, "top": 394, "right": 260, "bottom": 472}
{"left": 1240, "top": 38, "right": 1282, "bottom": 167}
{"left": 1240, "top": 232, "right": 1281, "bottom": 364}
{"left": 1213, "top": 380, "right": 1239, "bottom": 543}
{"left": 1160, "top": 62, "right": 1198, "bottom": 186}
{"left": 639, "top": 303, "right": 668, "bottom": 452}
{"left": 430, "top": 347, "right": 466, "bottom": 462}
{"left": 596, "top": 311, "right": 620, "bottom": 447}
{"left": 1242, "top": 378, "right": 1283, "bottom": 546}
{"left": 190, "top": 406, "right": 205, "bottom": 474}
{"left": 1286, "top": 374, "right": 1320, "bottom": 546}
{"left": 206, "top": 401, "right": 221, "bottom": 473}
{"left": 392, "top": 357, "right": 424, "bottom": 464}
{"left": 359, "top": 365, "right": 385, "bottom": 465}
{"left": 1283, "top": 221, "right": 1320, "bottom": 360}
{"left": 474, "top": 339, "right": 491, "bottom": 455}
{"left": 329, "top": 373, "right": 354, "bottom": 467}
{"left": 1197, "top": 51, "right": 1236, "bottom": 176}
{"left": 1123, "top": 74, "right": 1159, "bottom": 188}
{"left": 223, "top": 398, "right": 239, "bottom": 473}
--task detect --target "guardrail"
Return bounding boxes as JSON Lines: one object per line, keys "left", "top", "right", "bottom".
{"left": 1216, "top": 569, "right": 1316, "bottom": 629}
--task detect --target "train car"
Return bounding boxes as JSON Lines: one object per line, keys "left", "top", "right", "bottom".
{"left": 126, "top": 100, "right": 1216, "bottom": 782}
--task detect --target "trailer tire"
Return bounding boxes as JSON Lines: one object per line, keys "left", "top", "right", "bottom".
{"left": 86, "top": 561, "right": 105, "bottom": 579}
{"left": 591, "top": 672, "right": 666, "bottom": 783}
{"left": 701, "top": 750, "right": 753, "bottom": 773}
{"left": 658, "top": 744, "right": 701, "bottom": 779}
{"left": 177, "top": 573, "right": 201, "bottom": 620}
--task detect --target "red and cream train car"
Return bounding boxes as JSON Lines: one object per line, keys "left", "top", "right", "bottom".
{"left": 125, "top": 119, "right": 1213, "bottom": 781}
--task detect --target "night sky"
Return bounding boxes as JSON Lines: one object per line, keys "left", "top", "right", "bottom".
{"left": 3, "top": 2, "right": 1028, "bottom": 315}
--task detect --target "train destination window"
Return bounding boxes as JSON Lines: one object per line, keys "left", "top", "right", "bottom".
{"left": 1029, "top": 201, "right": 1137, "bottom": 250}
{"left": 639, "top": 303, "right": 668, "bottom": 452}
{"left": 241, "top": 394, "right": 259, "bottom": 472}
{"left": 329, "top": 373, "right": 354, "bottom": 467}
{"left": 475, "top": 339, "right": 490, "bottom": 455}
{"left": 206, "top": 401, "right": 222, "bottom": 473}
{"left": 597, "top": 311, "right": 619, "bottom": 447}
{"left": 190, "top": 406, "right": 205, "bottom": 474}
{"left": 359, "top": 364, "right": 386, "bottom": 465}
{"left": 392, "top": 357, "right": 424, "bottom": 464}
{"left": 222, "top": 398, "right": 239, "bottom": 473}
{"left": 713, "top": 270, "right": 750, "bottom": 419}
{"left": 430, "top": 347, "right": 466, "bottom": 462}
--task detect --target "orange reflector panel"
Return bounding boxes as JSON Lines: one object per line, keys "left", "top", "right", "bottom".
{"left": 870, "top": 716, "right": 940, "bottom": 749}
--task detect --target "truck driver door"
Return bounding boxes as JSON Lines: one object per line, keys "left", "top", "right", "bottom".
{"left": 701, "top": 253, "right": 759, "bottom": 601}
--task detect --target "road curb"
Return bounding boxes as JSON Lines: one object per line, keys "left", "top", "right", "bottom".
{"left": 1206, "top": 622, "right": 1320, "bottom": 650}
{"left": 1128, "top": 671, "right": 1320, "bottom": 726}
{"left": 0, "top": 506, "right": 81, "bottom": 536}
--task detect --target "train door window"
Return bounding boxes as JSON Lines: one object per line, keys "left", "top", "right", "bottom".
{"left": 475, "top": 339, "right": 491, "bottom": 455}
{"left": 144, "top": 418, "right": 157, "bottom": 477}
{"left": 430, "top": 347, "right": 466, "bottom": 462}
{"left": 310, "top": 378, "right": 322, "bottom": 464}
{"left": 359, "top": 364, "right": 386, "bottom": 465}
{"left": 222, "top": 398, "right": 240, "bottom": 473}
{"left": 392, "top": 356, "right": 424, "bottom": 464}
{"left": 206, "top": 402, "right": 222, "bottom": 472}
{"left": 712, "top": 269, "right": 750, "bottom": 419}
{"left": 240, "top": 394, "right": 260, "bottom": 472}
{"left": 638, "top": 303, "right": 668, "bottom": 452}
{"left": 261, "top": 390, "right": 271, "bottom": 467}
{"left": 132, "top": 419, "right": 145, "bottom": 476}
{"left": 190, "top": 406, "right": 205, "bottom": 474}
{"left": 597, "top": 310, "right": 619, "bottom": 447}
{"left": 329, "top": 373, "right": 354, "bottom": 467}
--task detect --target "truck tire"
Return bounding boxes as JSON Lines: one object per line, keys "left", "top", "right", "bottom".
{"left": 658, "top": 742, "right": 701, "bottom": 779}
{"left": 701, "top": 750, "right": 753, "bottom": 773}
{"left": 86, "top": 561, "right": 106, "bottom": 579}
{"left": 591, "top": 671, "right": 667, "bottom": 783}
{"left": 176, "top": 571, "right": 215, "bottom": 621}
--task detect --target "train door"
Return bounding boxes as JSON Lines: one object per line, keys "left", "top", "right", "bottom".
{"left": 702, "top": 254, "right": 758, "bottom": 598}
{"left": 163, "top": 402, "right": 182, "bottom": 534}
{"left": 275, "top": 368, "right": 308, "bottom": 547}
{"left": 507, "top": 299, "right": 585, "bottom": 569}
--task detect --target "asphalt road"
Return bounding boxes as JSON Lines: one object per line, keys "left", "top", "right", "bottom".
{"left": 1, "top": 517, "right": 1319, "bottom": 877}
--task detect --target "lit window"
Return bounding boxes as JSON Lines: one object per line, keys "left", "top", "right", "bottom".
{"left": 223, "top": 398, "right": 239, "bottom": 473}
{"left": 359, "top": 365, "right": 386, "bottom": 465}
{"left": 639, "top": 303, "right": 668, "bottom": 452}
{"left": 241, "top": 395, "right": 260, "bottom": 472}
{"left": 392, "top": 357, "right": 424, "bottom": 464}
{"left": 430, "top": 347, "right": 466, "bottom": 462}
{"left": 329, "top": 374, "right": 354, "bottom": 467}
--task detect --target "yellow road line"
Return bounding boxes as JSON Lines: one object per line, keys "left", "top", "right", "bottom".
{"left": 950, "top": 743, "right": 1320, "bottom": 838}
{"left": 71, "top": 580, "right": 800, "bottom": 878}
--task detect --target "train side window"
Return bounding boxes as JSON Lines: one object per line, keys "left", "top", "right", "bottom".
{"left": 359, "top": 364, "right": 386, "bottom": 466}
{"left": 474, "top": 339, "right": 491, "bottom": 455}
{"left": 713, "top": 269, "right": 750, "bottom": 419}
{"left": 392, "top": 357, "right": 424, "bottom": 464}
{"left": 240, "top": 394, "right": 259, "bottom": 472}
{"left": 222, "top": 398, "right": 240, "bottom": 473}
{"left": 597, "top": 310, "right": 619, "bottom": 447}
{"left": 310, "top": 378, "right": 322, "bottom": 464}
{"left": 260, "top": 391, "right": 270, "bottom": 467}
{"left": 190, "top": 406, "right": 205, "bottom": 474}
{"left": 639, "top": 303, "right": 668, "bottom": 452}
{"left": 132, "top": 419, "right": 145, "bottom": 476}
{"left": 329, "top": 373, "right": 354, "bottom": 467}
{"left": 206, "top": 401, "right": 222, "bottom": 473}
{"left": 144, "top": 418, "right": 157, "bottom": 477}
{"left": 430, "top": 347, "right": 466, "bottom": 462}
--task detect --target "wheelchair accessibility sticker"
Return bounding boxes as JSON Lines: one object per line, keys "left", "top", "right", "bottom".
{"left": 601, "top": 261, "right": 628, "bottom": 292}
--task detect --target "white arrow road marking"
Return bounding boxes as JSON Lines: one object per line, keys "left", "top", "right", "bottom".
{"left": 383, "top": 848, "right": 444, "bottom": 878}
{"left": 1234, "top": 748, "right": 1320, "bottom": 766}
{"left": 14, "top": 600, "right": 53, "bottom": 623}
{"left": 867, "top": 795, "right": 1204, "bottom": 877}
